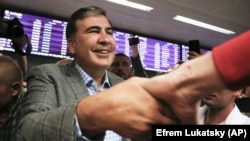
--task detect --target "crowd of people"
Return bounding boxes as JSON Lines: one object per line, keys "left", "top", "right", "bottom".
{"left": 1, "top": 5, "right": 250, "bottom": 141}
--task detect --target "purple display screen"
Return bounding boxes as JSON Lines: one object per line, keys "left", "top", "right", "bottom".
{"left": 201, "top": 48, "right": 211, "bottom": 54}
{"left": 0, "top": 10, "right": 69, "bottom": 58}
{"left": 181, "top": 44, "right": 189, "bottom": 62}
{"left": 0, "top": 10, "right": 181, "bottom": 72}
{"left": 137, "top": 36, "right": 180, "bottom": 72}
{"left": 113, "top": 32, "right": 181, "bottom": 72}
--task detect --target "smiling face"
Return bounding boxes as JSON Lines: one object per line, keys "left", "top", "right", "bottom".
{"left": 68, "top": 15, "right": 116, "bottom": 72}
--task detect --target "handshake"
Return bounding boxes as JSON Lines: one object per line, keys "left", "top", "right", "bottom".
{"left": 128, "top": 35, "right": 139, "bottom": 46}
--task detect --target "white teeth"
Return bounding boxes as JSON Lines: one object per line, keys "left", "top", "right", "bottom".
{"left": 99, "top": 50, "right": 108, "bottom": 54}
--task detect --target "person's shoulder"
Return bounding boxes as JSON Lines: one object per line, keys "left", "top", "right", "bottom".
{"left": 28, "top": 63, "right": 57, "bottom": 72}
{"left": 30, "top": 63, "right": 57, "bottom": 68}
{"left": 108, "top": 71, "right": 124, "bottom": 82}
{"left": 30, "top": 63, "right": 71, "bottom": 71}
{"left": 228, "top": 104, "right": 250, "bottom": 124}
{"left": 238, "top": 113, "right": 250, "bottom": 124}
{"left": 27, "top": 63, "right": 71, "bottom": 77}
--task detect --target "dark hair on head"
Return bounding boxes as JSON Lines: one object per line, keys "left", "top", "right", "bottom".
{"left": 66, "top": 6, "right": 111, "bottom": 40}
{"left": 115, "top": 53, "right": 129, "bottom": 58}
{"left": 115, "top": 53, "right": 131, "bottom": 64}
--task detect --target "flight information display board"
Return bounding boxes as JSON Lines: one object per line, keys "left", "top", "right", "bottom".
{"left": 137, "top": 36, "right": 180, "bottom": 72}
{"left": 0, "top": 10, "right": 181, "bottom": 72}
{"left": 201, "top": 48, "right": 211, "bottom": 54}
{"left": 113, "top": 32, "right": 181, "bottom": 72}
{"left": 181, "top": 44, "right": 189, "bottom": 62}
{"left": 0, "top": 10, "right": 69, "bottom": 58}
{"left": 181, "top": 44, "right": 211, "bottom": 62}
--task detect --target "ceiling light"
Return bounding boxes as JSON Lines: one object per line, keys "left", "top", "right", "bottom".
{"left": 173, "top": 15, "right": 235, "bottom": 34}
{"left": 106, "top": 0, "right": 153, "bottom": 12}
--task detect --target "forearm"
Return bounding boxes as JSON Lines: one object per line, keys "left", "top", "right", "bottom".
{"left": 131, "top": 55, "right": 147, "bottom": 77}
{"left": 146, "top": 30, "right": 250, "bottom": 104}
{"left": 76, "top": 96, "right": 106, "bottom": 139}
{"left": 141, "top": 53, "right": 225, "bottom": 124}
{"left": 16, "top": 54, "right": 28, "bottom": 79}
{"left": 174, "top": 53, "right": 226, "bottom": 99}
{"left": 12, "top": 33, "right": 29, "bottom": 79}
{"left": 172, "top": 30, "right": 250, "bottom": 100}
{"left": 213, "top": 30, "right": 250, "bottom": 90}
{"left": 131, "top": 45, "right": 139, "bottom": 58}
{"left": 147, "top": 53, "right": 224, "bottom": 101}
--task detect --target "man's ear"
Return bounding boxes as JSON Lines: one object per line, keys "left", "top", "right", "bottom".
{"left": 67, "top": 38, "right": 76, "bottom": 55}
{"left": 130, "top": 67, "right": 134, "bottom": 76}
{"left": 234, "top": 89, "right": 243, "bottom": 97}
{"left": 11, "top": 82, "right": 22, "bottom": 97}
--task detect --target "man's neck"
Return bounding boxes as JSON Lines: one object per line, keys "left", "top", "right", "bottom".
{"left": 204, "top": 104, "right": 235, "bottom": 124}
{"left": 0, "top": 113, "right": 9, "bottom": 124}
{"left": 76, "top": 62, "right": 107, "bottom": 89}
{"left": 0, "top": 105, "right": 13, "bottom": 124}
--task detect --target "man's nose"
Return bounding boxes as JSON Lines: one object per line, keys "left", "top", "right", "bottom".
{"left": 117, "top": 64, "right": 124, "bottom": 69}
{"left": 98, "top": 31, "right": 110, "bottom": 45}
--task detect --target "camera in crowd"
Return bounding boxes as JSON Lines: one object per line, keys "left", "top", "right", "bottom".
{"left": 128, "top": 35, "right": 140, "bottom": 46}
{"left": 0, "top": 17, "right": 24, "bottom": 39}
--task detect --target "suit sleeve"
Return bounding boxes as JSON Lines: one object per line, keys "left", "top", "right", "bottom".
{"left": 16, "top": 65, "right": 83, "bottom": 141}
{"left": 212, "top": 30, "right": 250, "bottom": 90}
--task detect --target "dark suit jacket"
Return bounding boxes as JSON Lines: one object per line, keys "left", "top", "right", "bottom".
{"left": 0, "top": 89, "right": 25, "bottom": 141}
{"left": 16, "top": 62, "right": 129, "bottom": 141}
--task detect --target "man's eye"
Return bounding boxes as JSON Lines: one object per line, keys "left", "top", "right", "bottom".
{"left": 111, "top": 62, "right": 119, "bottom": 67}
{"left": 107, "top": 30, "right": 113, "bottom": 35}
{"left": 122, "top": 63, "right": 129, "bottom": 67}
{"left": 89, "top": 30, "right": 99, "bottom": 33}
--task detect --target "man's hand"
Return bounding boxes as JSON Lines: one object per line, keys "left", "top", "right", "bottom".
{"left": 76, "top": 77, "right": 178, "bottom": 141}
{"left": 11, "top": 34, "right": 29, "bottom": 50}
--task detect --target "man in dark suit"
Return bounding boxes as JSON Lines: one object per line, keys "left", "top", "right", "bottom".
{"left": 15, "top": 6, "right": 174, "bottom": 141}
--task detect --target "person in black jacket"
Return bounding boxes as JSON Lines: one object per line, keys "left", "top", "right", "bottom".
{"left": 109, "top": 36, "right": 147, "bottom": 79}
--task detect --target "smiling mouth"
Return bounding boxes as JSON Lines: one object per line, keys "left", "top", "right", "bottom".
{"left": 94, "top": 50, "right": 109, "bottom": 54}
{"left": 94, "top": 50, "right": 109, "bottom": 53}
{"left": 93, "top": 50, "right": 111, "bottom": 58}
